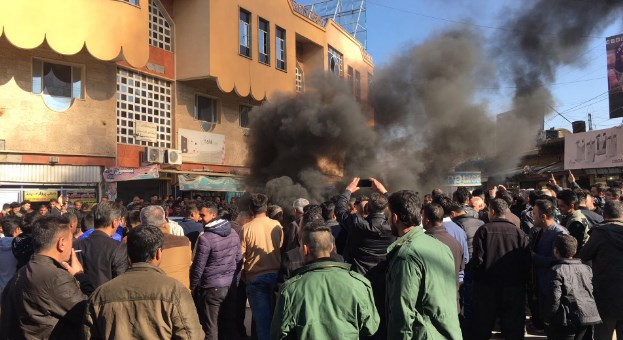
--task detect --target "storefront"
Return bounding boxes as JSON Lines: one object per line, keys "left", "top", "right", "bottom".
{"left": 172, "top": 172, "right": 246, "bottom": 203}
{"left": 0, "top": 164, "right": 101, "bottom": 208}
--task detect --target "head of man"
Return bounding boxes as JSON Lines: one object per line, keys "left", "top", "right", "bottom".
{"left": 292, "top": 198, "right": 310, "bottom": 220}
{"left": 448, "top": 201, "right": 466, "bottom": 218}
{"left": 469, "top": 196, "right": 484, "bottom": 212}
{"left": 495, "top": 191, "right": 514, "bottom": 208}
{"left": 300, "top": 220, "right": 333, "bottom": 263}
{"left": 127, "top": 225, "right": 164, "bottom": 267}
{"left": 199, "top": 202, "right": 219, "bottom": 224}
{"left": 140, "top": 205, "right": 167, "bottom": 231}
{"left": 94, "top": 201, "right": 124, "bottom": 236}
{"left": 73, "top": 201, "right": 82, "bottom": 211}
{"left": 64, "top": 212, "right": 79, "bottom": 236}
{"left": 556, "top": 189, "right": 579, "bottom": 216}
{"left": 81, "top": 212, "right": 95, "bottom": 233}
{"left": 591, "top": 183, "right": 607, "bottom": 199}
{"left": 320, "top": 202, "right": 336, "bottom": 222}
{"left": 38, "top": 204, "right": 49, "bottom": 216}
{"left": 366, "top": 193, "right": 388, "bottom": 216}
{"left": 49, "top": 198, "right": 59, "bottom": 210}
{"left": 431, "top": 188, "right": 444, "bottom": 200}
{"left": 1, "top": 217, "right": 21, "bottom": 237}
{"left": 422, "top": 203, "right": 444, "bottom": 230}
{"left": 574, "top": 189, "right": 595, "bottom": 211}
{"left": 132, "top": 196, "right": 141, "bottom": 205}
{"left": 150, "top": 194, "right": 159, "bottom": 203}
{"left": 388, "top": 190, "right": 422, "bottom": 237}
{"left": 300, "top": 204, "right": 323, "bottom": 232}
{"left": 603, "top": 200, "right": 623, "bottom": 222}
{"left": 605, "top": 187, "right": 622, "bottom": 202}
{"left": 32, "top": 216, "right": 73, "bottom": 262}
{"left": 184, "top": 204, "right": 201, "bottom": 223}
{"left": 249, "top": 193, "right": 269, "bottom": 217}
{"left": 433, "top": 195, "right": 455, "bottom": 218}
{"left": 355, "top": 195, "right": 370, "bottom": 217}
{"left": 553, "top": 234, "right": 577, "bottom": 260}
{"left": 172, "top": 203, "right": 183, "bottom": 216}
{"left": 10, "top": 202, "right": 21, "bottom": 215}
{"left": 127, "top": 210, "right": 141, "bottom": 229}
{"left": 21, "top": 200, "right": 31, "bottom": 212}
{"left": 452, "top": 187, "right": 471, "bottom": 205}
{"left": 533, "top": 199, "right": 556, "bottom": 228}
{"left": 488, "top": 198, "right": 508, "bottom": 221}
{"left": 268, "top": 204, "right": 284, "bottom": 221}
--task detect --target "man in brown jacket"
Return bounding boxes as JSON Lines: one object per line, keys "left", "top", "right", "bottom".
{"left": 141, "top": 205, "right": 192, "bottom": 288}
{"left": 85, "top": 225, "right": 204, "bottom": 339}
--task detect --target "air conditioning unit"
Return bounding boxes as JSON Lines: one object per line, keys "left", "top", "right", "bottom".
{"left": 142, "top": 147, "right": 164, "bottom": 163}
{"left": 165, "top": 149, "right": 182, "bottom": 165}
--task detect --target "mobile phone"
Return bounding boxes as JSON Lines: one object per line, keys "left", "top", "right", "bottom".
{"left": 357, "top": 179, "right": 372, "bottom": 187}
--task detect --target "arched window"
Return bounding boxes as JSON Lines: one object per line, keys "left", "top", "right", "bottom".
{"left": 149, "top": 0, "right": 173, "bottom": 51}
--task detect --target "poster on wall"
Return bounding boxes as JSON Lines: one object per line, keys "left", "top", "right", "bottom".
{"left": 565, "top": 126, "right": 623, "bottom": 170}
{"left": 607, "top": 34, "right": 623, "bottom": 118}
{"left": 24, "top": 190, "right": 58, "bottom": 202}
{"left": 178, "top": 175, "right": 244, "bottom": 192}
{"left": 178, "top": 128, "right": 225, "bottom": 164}
{"left": 66, "top": 190, "right": 97, "bottom": 204}
{"left": 103, "top": 165, "right": 159, "bottom": 182}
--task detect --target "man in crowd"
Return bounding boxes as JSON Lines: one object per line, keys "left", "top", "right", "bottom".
{"left": 0, "top": 217, "right": 20, "bottom": 295}
{"left": 322, "top": 201, "right": 347, "bottom": 255}
{"left": 85, "top": 225, "right": 204, "bottom": 339}
{"left": 282, "top": 198, "right": 309, "bottom": 253}
{"left": 335, "top": 177, "right": 395, "bottom": 275}
{"left": 64, "top": 212, "right": 80, "bottom": 239}
{"left": 385, "top": 190, "right": 461, "bottom": 339}
{"left": 48, "top": 198, "right": 62, "bottom": 217}
{"left": 38, "top": 204, "right": 49, "bottom": 216}
{"left": 605, "top": 187, "right": 621, "bottom": 201}
{"left": 241, "top": 193, "right": 283, "bottom": 340}
{"left": 179, "top": 204, "right": 204, "bottom": 249}
{"left": 422, "top": 203, "right": 464, "bottom": 287}
{"left": 591, "top": 183, "right": 607, "bottom": 213}
{"left": 450, "top": 201, "right": 484, "bottom": 258}
{"left": 453, "top": 187, "right": 479, "bottom": 218}
{"left": 74, "top": 201, "right": 128, "bottom": 288}
{"left": 434, "top": 195, "right": 469, "bottom": 284}
{"left": 575, "top": 189, "right": 604, "bottom": 228}
{"left": 141, "top": 205, "right": 192, "bottom": 287}
{"left": 468, "top": 198, "right": 530, "bottom": 340}
{"left": 1, "top": 216, "right": 91, "bottom": 339}
{"left": 20, "top": 200, "right": 32, "bottom": 215}
{"left": 557, "top": 189, "right": 590, "bottom": 253}
{"left": 190, "top": 201, "right": 242, "bottom": 340}
{"left": 271, "top": 220, "right": 379, "bottom": 339}
{"left": 581, "top": 200, "right": 623, "bottom": 340}
{"left": 8, "top": 202, "right": 22, "bottom": 218}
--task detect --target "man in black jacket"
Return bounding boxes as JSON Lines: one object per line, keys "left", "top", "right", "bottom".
{"left": 74, "top": 201, "right": 128, "bottom": 288}
{"left": 575, "top": 189, "right": 604, "bottom": 228}
{"left": 334, "top": 177, "right": 395, "bottom": 275}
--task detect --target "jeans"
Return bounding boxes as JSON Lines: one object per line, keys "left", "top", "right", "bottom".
{"left": 246, "top": 273, "right": 277, "bottom": 340}
{"left": 594, "top": 317, "right": 623, "bottom": 340}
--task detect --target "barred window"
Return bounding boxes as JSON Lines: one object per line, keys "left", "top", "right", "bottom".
{"left": 276, "top": 27, "right": 286, "bottom": 71}
{"left": 116, "top": 68, "right": 172, "bottom": 148}
{"left": 295, "top": 63, "right": 304, "bottom": 93}
{"left": 149, "top": 0, "right": 172, "bottom": 51}
{"left": 328, "top": 46, "right": 343, "bottom": 77}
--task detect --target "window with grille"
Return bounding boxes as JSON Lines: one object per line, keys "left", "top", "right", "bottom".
{"left": 239, "top": 105, "right": 252, "bottom": 128}
{"left": 239, "top": 9, "right": 251, "bottom": 57}
{"left": 347, "top": 66, "right": 354, "bottom": 93}
{"left": 258, "top": 18, "right": 270, "bottom": 64}
{"left": 295, "top": 63, "right": 304, "bottom": 93}
{"left": 355, "top": 70, "right": 361, "bottom": 100}
{"left": 149, "top": 0, "right": 172, "bottom": 51}
{"left": 276, "top": 27, "right": 286, "bottom": 71}
{"left": 116, "top": 68, "right": 172, "bottom": 148}
{"left": 328, "top": 46, "right": 343, "bottom": 77}
{"left": 195, "top": 95, "right": 218, "bottom": 123}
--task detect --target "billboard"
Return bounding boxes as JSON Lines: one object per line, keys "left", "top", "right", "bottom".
{"left": 607, "top": 34, "right": 623, "bottom": 118}
{"left": 564, "top": 126, "right": 623, "bottom": 170}
{"left": 446, "top": 172, "right": 482, "bottom": 187}
{"left": 178, "top": 129, "right": 225, "bottom": 164}
{"left": 102, "top": 165, "right": 159, "bottom": 182}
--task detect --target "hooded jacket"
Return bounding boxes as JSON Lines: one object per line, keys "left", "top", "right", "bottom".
{"left": 0, "top": 237, "right": 17, "bottom": 293}
{"left": 580, "top": 221, "right": 623, "bottom": 319}
{"left": 190, "top": 219, "right": 242, "bottom": 290}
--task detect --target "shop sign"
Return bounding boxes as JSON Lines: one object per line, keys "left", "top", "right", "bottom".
{"left": 446, "top": 172, "right": 482, "bottom": 187}
{"left": 178, "top": 175, "right": 244, "bottom": 192}
{"left": 135, "top": 120, "right": 159, "bottom": 143}
{"left": 24, "top": 190, "right": 58, "bottom": 202}
{"left": 103, "top": 165, "right": 159, "bottom": 182}
{"left": 66, "top": 190, "right": 97, "bottom": 204}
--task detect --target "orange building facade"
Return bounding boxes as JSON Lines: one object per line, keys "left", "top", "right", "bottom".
{"left": 0, "top": 0, "right": 374, "bottom": 204}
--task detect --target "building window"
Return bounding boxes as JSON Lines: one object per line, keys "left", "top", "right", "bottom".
{"left": 239, "top": 9, "right": 251, "bottom": 57}
{"left": 149, "top": 0, "right": 172, "bottom": 51}
{"left": 328, "top": 46, "right": 343, "bottom": 77}
{"left": 121, "top": 0, "right": 139, "bottom": 5}
{"left": 354, "top": 70, "right": 361, "bottom": 100}
{"left": 239, "top": 105, "right": 252, "bottom": 128}
{"left": 32, "top": 59, "right": 84, "bottom": 99}
{"left": 258, "top": 18, "right": 270, "bottom": 64}
{"left": 347, "top": 65, "right": 354, "bottom": 93}
{"left": 195, "top": 95, "right": 218, "bottom": 123}
{"left": 295, "top": 63, "right": 304, "bottom": 93}
{"left": 116, "top": 68, "right": 172, "bottom": 148}
{"left": 276, "top": 27, "right": 286, "bottom": 71}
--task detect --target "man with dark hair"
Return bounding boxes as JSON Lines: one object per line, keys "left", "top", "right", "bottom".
{"left": 48, "top": 198, "right": 62, "bottom": 217}
{"left": 20, "top": 200, "right": 32, "bottom": 215}
{"left": 530, "top": 198, "right": 569, "bottom": 334}
{"left": 74, "top": 201, "right": 128, "bottom": 288}
{"left": 591, "top": 183, "right": 607, "bottom": 211}
{"left": 385, "top": 190, "right": 461, "bottom": 339}
{"left": 271, "top": 221, "right": 379, "bottom": 339}
{"left": 0, "top": 217, "right": 20, "bottom": 294}
{"left": 575, "top": 189, "right": 604, "bottom": 228}
{"left": 191, "top": 200, "right": 242, "bottom": 340}
{"left": 179, "top": 204, "right": 203, "bottom": 249}
{"left": 8, "top": 202, "right": 22, "bottom": 218}
{"left": 433, "top": 195, "right": 469, "bottom": 284}
{"left": 557, "top": 189, "right": 590, "bottom": 253}
{"left": 63, "top": 212, "right": 80, "bottom": 239}
{"left": 241, "top": 193, "right": 283, "bottom": 340}
{"left": 85, "top": 225, "right": 204, "bottom": 339}
{"left": 453, "top": 187, "right": 478, "bottom": 218}
{"left": 495, "top": 190, "right": 521, "bottom": 227}
{"left": 1, "top": 216, "right": 90, "bottom": 339}
{"left": 468, "top": 198, "right": 531, "bottom": 340}
{"left": 450, "top": 202, "right": 484, "bottom": 258}
{"left": 423, "top": 203, "right": 464, "bottom": 287}
{"left": 581, "top": 200, "right": 623, "bottom": 340}
{"left": 335, "top": 177, "right": 395, "bottom": 275}
{"left": 605, "top": 187, "right": 622, "bottom": 201}
{"left": 321, "top": 201, "right": 346, "bottom": 255}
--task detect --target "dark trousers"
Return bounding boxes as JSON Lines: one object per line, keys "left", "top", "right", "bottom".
{"left": 546, "top": 324, "right": 588, "bottom": 340}
{"left": 471, "top": 282, "right": 526, "bottom": 340}
{"left": 195, "top": 286, "right": 233, "bottom": 340}
{"left": 594, "top": 317, "right": 623, "bottom": 340}
{"left": 235, "top": 280, "right": 248, "bottom": 338}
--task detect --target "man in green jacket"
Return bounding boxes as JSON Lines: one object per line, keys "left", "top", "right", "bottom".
{"left": 271, "top": 220, "right": 379, "bottom": 339}
{"left": 386, "top": 190, "right": 462, "bottom": 340}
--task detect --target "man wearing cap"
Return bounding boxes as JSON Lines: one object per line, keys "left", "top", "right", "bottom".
{"left": 282, "top": 198, "right": 309, "bottom": 253}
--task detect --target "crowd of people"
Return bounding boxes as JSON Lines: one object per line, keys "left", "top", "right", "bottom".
{"left": 0, "top": 171, "right": 622, "bottom": 340}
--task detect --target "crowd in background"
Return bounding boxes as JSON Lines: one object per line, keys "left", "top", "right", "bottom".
{"left": 0, "top": 171, "right": 622, "bottom": 340}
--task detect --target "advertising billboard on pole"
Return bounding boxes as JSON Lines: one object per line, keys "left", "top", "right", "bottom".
{"left": 607, "top": 34, "right": 623, "bottom": 118}
{"left": 564, "top": 126, "right": 623, "bottom": 170}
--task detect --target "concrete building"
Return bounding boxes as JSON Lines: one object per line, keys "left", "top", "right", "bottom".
{"left": 0, "top": 0, "right": 374, "bottom": 206}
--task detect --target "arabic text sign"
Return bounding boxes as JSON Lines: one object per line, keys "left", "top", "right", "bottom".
{"left": 103, "top": 165, "right": 159, "bottom": 182}
{"left": 24, "top": 190, "right": 58, "bottom": 202}
{"left": 447, "top": 172, "right": 482, "bottom": 187}
{"left": 135, "top": 120, "right": 159, "bottom": 143}
{"left": 66, "top": 190, "right": 97, "bottom": 204}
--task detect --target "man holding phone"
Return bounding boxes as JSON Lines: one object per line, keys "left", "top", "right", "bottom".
{"left": 334, "top": 177, "right": 395, "bottom": 275}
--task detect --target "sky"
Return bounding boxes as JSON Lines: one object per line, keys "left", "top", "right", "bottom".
{"left": 355, "top": 0, "right": 623, "bottom": 132}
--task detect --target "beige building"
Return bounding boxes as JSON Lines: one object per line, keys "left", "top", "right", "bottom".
{"left": 0, "top": 0, "right": 373, "bottom": 204}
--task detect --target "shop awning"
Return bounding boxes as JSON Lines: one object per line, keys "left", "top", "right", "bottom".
{"left": 178, "top": 175, "right": 245, "bottom": 192}
{"left": 0, "top": 164, "right": 101, "bottom": 184}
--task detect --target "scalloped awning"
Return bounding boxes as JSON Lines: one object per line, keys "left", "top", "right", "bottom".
{"left": 0, "top": 0, "right": 149, "bottom": 68}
